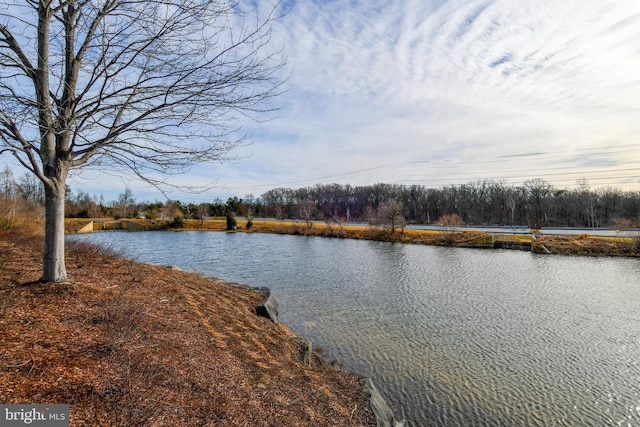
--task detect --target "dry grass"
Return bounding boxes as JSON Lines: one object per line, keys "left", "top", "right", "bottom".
{"left": 244, "top": 220, "right": 489, "bottom": 245}
{"left": 245, "top": 221, "right": 640, "bottom": 256}
{"left": 179, "top": 219, "right": 227, "bottom": 231}
{"left": 66, "top": 218, "right": 486, "bottom": 246}
{"left": 65, "top": 218, "right": 228, "bottom": 233}
{"left": 533, "top": 234, "right": 639, "bottom": 256}
{"left": 65, "top": 217, "right": 640, "bottom": 257}
{"left": 0, "top": 228, "right": 375, "bottom": 426}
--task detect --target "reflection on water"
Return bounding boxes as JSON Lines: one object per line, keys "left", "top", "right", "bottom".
{"left": 71, "top": 231, "right": 640, "bottom": 426}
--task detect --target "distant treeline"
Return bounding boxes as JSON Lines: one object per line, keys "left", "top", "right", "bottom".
{"left": 1, "top": 164, "right": 639, "bottom": 228}
{"left": 258, "top": 180, "right": 640, "bottom": 228}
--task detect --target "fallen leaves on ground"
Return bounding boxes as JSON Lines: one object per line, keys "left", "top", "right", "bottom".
{"left": 0, "top": 230, "right": 375, "bottom": 426}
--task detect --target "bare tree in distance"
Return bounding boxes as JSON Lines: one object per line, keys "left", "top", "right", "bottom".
{"left": 438, "top": 213, "right": 464, "bottom": 243}
{"left": 196, "top": 203, "right": 209, "bottom": 225}
{"left": 614, "top": 217, "right": 640, "bottom": 252}
{"left": 0, "top": 166, "right": 17, "bottom": 226}
{"left": 117, "top": 187, "right": 135, "bottom": 219}
{"left": 297, "top": 199, "right": 316, "bottom": 228}
{"left": 18, "top": 173, "right": 45, "bottom": 206}
{"left": 161, "top": 201, "right": 182, "bottom": 221}
{"left": 373, "top": 200, "right": 405, "bottom": 234}
{"left": 0, "top": 0, "right": 288, "bottom": 282}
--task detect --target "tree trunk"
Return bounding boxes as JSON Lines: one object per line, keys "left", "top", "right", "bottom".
{"left": 42, "top": 181, "right": 67, "bottom": 282}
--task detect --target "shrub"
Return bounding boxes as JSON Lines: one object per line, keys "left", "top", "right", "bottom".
{"left": 226, "top": 210, "right": 237, "bottom": 230}
{"left": 614, "top": 218, "right": 640, "bottom": 253}
{"left": 170, "top": 216, "right": 184, "bottom": 228}
{"left": 438, "top": 213, "right": 464, "bottom": 244}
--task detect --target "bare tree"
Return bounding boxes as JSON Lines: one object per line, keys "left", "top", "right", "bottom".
{"left": 438, "top": 213, "right": 464, "bottom": 243}
{"left": 243, "top": 193, "right": 255, "bottom": 218}
{"left": 0, "top": 165, "right": 15, "bottom": 200}
{"left": 0, "top": 1, "right": 287, "bottom": 282}
{"left": 161, "top": 200, "right": 182, "bottom": 220}
{"left": 0, "top": 166, "right": 17, "bottom": 226}
{"left": 374, "top": 200, "right": 405, "bottom": 234}
{"left": 524, "top": 179, "right": 552, "bottom": 228}
{"left": 576, "top": 179, "right": 598, "bottom": 228}
{"left": 196, "top": 202, "right": 209, "bottom": 225}
{"left": 18, "top": 173, "right": 45, "bottom": 205}
{"left": 117, "top": 187, "right": 135, "bottom": 219}
{"left": 297, "top": 199, "right": 316, "bottom": 228}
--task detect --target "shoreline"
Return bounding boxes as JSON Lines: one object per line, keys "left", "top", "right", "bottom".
{"left": 68, "top": 218, "right": 640, "bottom": 258}
{"left": 0, "top": 228, "right": 379, "bottom": 425}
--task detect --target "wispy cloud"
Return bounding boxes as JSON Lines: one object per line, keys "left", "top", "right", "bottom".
{"left": 229, "top": 0, "right": 640, "bottom": 194}
{"left": 16, "top": 0, "right": 640, "bottom": 201}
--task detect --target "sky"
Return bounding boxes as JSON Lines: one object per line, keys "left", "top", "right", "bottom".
{"left": 3, "top": 0, "right": 640, "bottom": 203}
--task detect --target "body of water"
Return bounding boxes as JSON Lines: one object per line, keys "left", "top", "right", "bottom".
{"left": 70, "top": 231, "right": 640, "bottom": 426}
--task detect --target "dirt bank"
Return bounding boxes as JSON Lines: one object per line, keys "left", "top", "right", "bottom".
{"left": 0, "top": 229, "right": 375, "bottom": 426}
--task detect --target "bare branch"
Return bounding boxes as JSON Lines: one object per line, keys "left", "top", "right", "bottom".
{"left": 1, "top": 0, "right": 287, "bottom": 183}
{"left": 0, "top": 0, "right": 288, "bottom": 281}
{"left": 0, "top": 22, "right": 37, "bottom": 80}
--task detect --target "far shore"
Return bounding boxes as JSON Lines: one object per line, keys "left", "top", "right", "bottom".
{"left": 66, "top": 217, "right": 640, "bottom": 257}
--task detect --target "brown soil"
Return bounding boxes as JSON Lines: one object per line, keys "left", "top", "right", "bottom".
{"left": 0, "top": 229, "right": 375, "bottom": 426}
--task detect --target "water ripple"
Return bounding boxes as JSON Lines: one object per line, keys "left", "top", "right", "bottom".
{"left": 70, "top": 232, "right": 640, "bottom": 427}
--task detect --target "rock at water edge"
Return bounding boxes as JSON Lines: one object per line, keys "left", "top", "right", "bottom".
{"left": 364, "top": 378, "right": 405, "bottom": 427}
{"left": 256, "top": 287, "right": 280, "bottom": 323}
